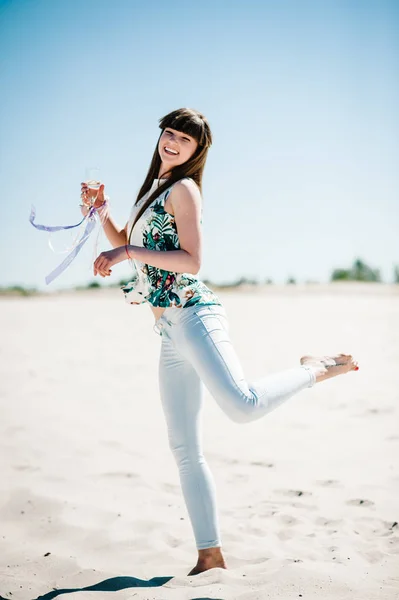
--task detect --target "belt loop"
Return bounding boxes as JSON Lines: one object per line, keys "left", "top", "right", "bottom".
{"left": 153, "top": 311, "right": 173, "bottom": 336}
{"left": 153, "top": 322, "right": 162, "bottom": 336}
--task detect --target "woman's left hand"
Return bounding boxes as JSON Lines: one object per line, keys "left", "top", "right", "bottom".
{"left": 93, "top": 246, "right": 127, "bottom": 277}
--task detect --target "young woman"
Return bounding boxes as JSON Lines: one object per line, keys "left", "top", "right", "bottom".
{"left": 80, "top": 107, "right": 359, "bottom": 576}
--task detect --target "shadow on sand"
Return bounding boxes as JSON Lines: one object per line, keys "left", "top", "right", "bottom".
{"left": 31, "top": 575, "right": 225, "bottom": 600}
{"left": 32, "top": 575, "right": 173, "bottom": 600}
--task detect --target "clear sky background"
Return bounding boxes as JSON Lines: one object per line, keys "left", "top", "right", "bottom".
{"left": 1, "top": 0, "right": 398, "bottom": 291}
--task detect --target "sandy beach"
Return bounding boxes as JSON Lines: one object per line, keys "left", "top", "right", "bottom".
{"left": 1, "top": 283, "right": 398, "bottom": 600}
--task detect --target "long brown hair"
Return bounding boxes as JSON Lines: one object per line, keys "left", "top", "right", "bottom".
{"left": 128, "top": 107, "right": 212, "bottom": 242}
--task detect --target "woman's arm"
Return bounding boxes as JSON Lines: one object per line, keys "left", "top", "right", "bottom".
{"left": 127, "top": 179, "right": 202, "bottom": 274}
{"left": 93, "top": 179, "right": 202, "bottom": 277}
{"left": 81, "top": 183, "right": 127, "bottom": 248}
{"left": 102, "top": 213, "right": 128, "bottom": 249}
{"left": 128, "top": 247, "right": 200, "bottom": 274}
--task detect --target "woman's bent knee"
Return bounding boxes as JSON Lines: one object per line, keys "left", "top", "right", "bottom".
{"left": 213, "top": 388, "right": 259, "bottom": 424}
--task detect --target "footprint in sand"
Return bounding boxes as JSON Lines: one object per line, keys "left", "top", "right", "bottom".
{"left": 275, "top": 514, "right": 301, "bottom": 540}
{"left": 354, "top": 518, "right": 398, "bottom": 537}
{"left": 277, "top": 514, "right": 301, "bottom": 526}
{"left": 285, "top": 558, "right": 303, "bottom": 564}
{"left": 210, "top": 455, "right": 239, "bottom": 466}
{"left": 99, "top": 440, "right": 124, "bottom": 449}
{"left": 276, "top": 529, "right": 294, "bottom": 541}
{"left": 388, "top": 536, "right": 399, "bottom": 554}
{"left": 273, "top": 489, "right": 316, "bottom": 511}
{"left": 231, "top": 473, "right": 249, "bottom": 482}
{"left": 224, "top": 457, "right": 240, "bottom": 465}
{"left": 367, "top": 407, "right": 394, "bottom": 415}
{"left": 163, "top": 532, "right": 182, "bottom": 548}
{"left": 315, "top": 517, "right": 342, "bottom": 527}
{"left": 5, "top": 425, "right": 25, "bottom": 436}
{"left": 373, "top": 520, "right": 399, "bottom": 537}
{"left": 315, "top": 479, "right": 342, "bottom": 488}
{"left": 102, "top": 471, "right": 139, "bottom": 479}
{"left": 361, "top": 549, "right": 386, "bottom": 564}
{"left": 346, "top": 498, "right": 375, "bottom": 507}
{"left": 12, "top": 464, "right": 40, "bottom": 472}
{"left": 162, "top": 482, "right": 180, "bottom": 494}
{"left": 275, "top": 489, "right": 312, "bottom": 498}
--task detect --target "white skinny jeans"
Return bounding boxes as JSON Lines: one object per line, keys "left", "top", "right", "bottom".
{"left": 155, "top": 303, "right": 315, "bottom": 549}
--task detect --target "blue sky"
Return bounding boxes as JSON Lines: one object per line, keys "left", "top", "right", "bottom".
{"left": 1, "top": 0, "right": 398, "bottom": 290}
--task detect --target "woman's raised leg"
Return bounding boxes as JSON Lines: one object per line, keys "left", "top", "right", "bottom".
{"left": 173, "top": 305, "right": 357, "bottom": 424}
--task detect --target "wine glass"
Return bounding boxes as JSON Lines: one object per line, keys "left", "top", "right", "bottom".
{"left": 83, "top": 166, "right": 104, "bottom": 209}
{"left": 85, "top": 166, "right": 101, "bottom": 191}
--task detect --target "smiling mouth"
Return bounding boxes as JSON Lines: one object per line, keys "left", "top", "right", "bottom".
{"left": 164, "top": 146, "right": 179, "bottom": 156}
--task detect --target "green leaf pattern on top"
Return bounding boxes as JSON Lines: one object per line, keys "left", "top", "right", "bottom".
{"left": 121, "top": 190, "right": 221, "bottom": 309}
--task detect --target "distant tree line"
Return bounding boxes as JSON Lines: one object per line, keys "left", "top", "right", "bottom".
{"left": 331, "top": 258, "right": 382, "bottom": 282}
{"left": 203, "top": 259, "right": 397, "bottom": 287}
{"left": 1, "top": 258, "right": 399, "bottom": 295}
{"left": 0, "top": 285, "right": 38, "bottom": 296}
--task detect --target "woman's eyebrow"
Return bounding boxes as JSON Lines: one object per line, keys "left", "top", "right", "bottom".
{"left": 166, "top": 129, "right": 193, "bottom": 142}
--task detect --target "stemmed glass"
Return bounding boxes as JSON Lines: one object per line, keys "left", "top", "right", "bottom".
{"left": 85, "top": 166, "right": 101, "bottom": 191}
{"left": 82, "top": 166, "right": 103, "bottom": 210}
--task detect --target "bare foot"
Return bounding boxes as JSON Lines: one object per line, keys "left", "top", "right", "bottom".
{"left": 187, "top": 547, "right": 227, "bottom": 576}
{"left": 300, "top": 353, "right": 359, "bottom": 384}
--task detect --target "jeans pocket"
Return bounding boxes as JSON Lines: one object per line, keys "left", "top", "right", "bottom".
{"left": 194, "top": 305, "right": 229, "bottom": 332}
{"left": 193, "top": 306, "right": 212, "bottom": 318}
{"left": 194, "top": 304, "right": 225, "bottom": 317}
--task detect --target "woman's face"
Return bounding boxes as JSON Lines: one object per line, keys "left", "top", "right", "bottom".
{"left": 158, "top": 127, "right": 199, "bottom": 170}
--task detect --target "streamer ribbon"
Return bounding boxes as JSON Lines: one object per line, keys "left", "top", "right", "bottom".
{"left": 29, "top": 203, "right": 107, "bottom": 285}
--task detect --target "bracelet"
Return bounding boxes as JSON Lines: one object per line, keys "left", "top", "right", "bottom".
{"left": 97, "top": 196, "right": 109, "bottom": 213}
{"left": 125, "top": 244, "right": 131, "bottom": 260}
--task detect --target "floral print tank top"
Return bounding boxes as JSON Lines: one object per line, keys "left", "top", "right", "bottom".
{"left": 121, "top": 177, "right": 221, "bottom": 309}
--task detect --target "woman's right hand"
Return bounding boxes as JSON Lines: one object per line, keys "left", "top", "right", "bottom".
{"left": 80, "top": 182, "right": 106, "bottom": 215}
